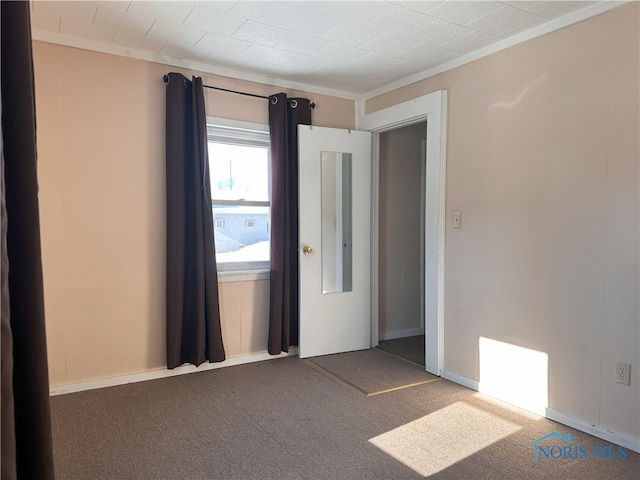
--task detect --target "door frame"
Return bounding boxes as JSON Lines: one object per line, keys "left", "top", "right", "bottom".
{"left": 356, "top": 90, "right": 448, "bottom": 376}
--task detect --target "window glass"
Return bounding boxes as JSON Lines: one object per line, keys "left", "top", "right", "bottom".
{"left": 207, "top": 124, "right": 270, "bottom": 271}
{"left": 209, "top": 143, "right": 268, "bottom": 202}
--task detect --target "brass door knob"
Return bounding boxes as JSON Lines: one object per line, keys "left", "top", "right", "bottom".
{"left": 302, "top": 245, "right": 313, "bottom": 255}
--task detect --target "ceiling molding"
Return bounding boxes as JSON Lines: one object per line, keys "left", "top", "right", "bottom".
{"left": 31, "top": 30, "right": 362, "bottom": 101}
{"left": 31, "top": 1, "right": 628, "bottom": 103}
{"left": 361, "top": 0, "right": 628, "bottom": 100}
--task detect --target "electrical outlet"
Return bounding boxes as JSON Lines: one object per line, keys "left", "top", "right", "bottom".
{"left": 615, "top": 361, "right": 631, "bottom": 386}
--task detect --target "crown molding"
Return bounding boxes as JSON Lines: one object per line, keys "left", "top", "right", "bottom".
{"left": 31, "top": 1, "right": 628, "bottom": 104}
{"left": 360, "top": 1, "right": 628, "bottom": 100}
{"left": 30, "top": 30, "right": 361, "bottom": 101}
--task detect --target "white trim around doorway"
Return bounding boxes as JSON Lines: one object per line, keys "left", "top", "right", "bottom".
{"left": 357, "top": 90, "right": 448, "bottom": 376}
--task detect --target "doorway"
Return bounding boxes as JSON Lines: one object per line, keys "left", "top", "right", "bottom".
{"left": 377, "top": 122, "right": 426, "bottom": 366}
{"left": 358, "top": 89, "right": 447, "bottom": 376}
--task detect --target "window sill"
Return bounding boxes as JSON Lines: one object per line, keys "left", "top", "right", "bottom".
{"left": 217, "top": 270, "right": 270, "bottom": 283}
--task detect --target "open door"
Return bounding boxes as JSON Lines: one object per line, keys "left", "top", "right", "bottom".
{"left": 298, "top": 125, "right": 372, "bottom": 358}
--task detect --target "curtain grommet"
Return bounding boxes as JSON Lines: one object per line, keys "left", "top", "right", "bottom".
{"left": 270, "top": 96, "right": 278, "bottom": 105}
{"left": 289, "top": 99, "right": 298, "bottom": 109}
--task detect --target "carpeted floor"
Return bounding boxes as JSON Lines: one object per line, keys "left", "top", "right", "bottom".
{"left": 306, "top": 348, "right": 437, "bottom": 395}
{"left": 377, "top": 334, "right": 425, "bottom": 366}
{"left": 50, "top": 355, "right": 639, "bottom": 480}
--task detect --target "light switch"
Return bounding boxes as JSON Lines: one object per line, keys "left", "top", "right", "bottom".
{"left": 453, "top": 211, "right": 462, "bottom": 229}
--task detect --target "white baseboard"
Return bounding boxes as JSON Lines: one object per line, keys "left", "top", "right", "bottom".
{"left": 379, "top": 328, "right": 424, "bottom": 341}
{"left": 49, "top": 348, "right": 299, "bottom": 396}
{"left": 545, "top": 408, "right": 640, "bottom": 453}
{"left": 441, "top": 369, "right": 479, "bottom": 391}
{"left": 439, "top": 370, "right": 640, "bottom": 454}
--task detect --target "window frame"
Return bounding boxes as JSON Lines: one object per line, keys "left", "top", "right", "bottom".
{"left": 206, "top": 116, "right": 270, "bottom": 278}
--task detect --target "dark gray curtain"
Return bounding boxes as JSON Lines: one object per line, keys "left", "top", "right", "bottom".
{"left": 267, "top": 94, "right": 312, "bottom": 355}
{"left": 164, "top": 72, "right": 225, "bottom": 369}
{"left": 1, "top": 1, "right": 55, "bottom": 479}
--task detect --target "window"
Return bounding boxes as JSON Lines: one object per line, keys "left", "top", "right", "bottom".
{"left": 207, "top": 119, "right": 270, "bottom": 272}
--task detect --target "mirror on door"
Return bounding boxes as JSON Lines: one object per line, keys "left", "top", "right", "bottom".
{"left": 321, "top": 151, "right": 353, "bottom": 294}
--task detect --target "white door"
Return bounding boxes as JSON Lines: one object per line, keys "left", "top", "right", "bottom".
{"left": 298, "top": 125, "right": 372, "bottom": 358}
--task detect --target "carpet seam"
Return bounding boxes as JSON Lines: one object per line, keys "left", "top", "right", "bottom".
{"left": 303, "top": 359, "right": 369, "bottom": 396}
{"left": 366, "top": 378, "right": 441, "bottom": 397}
{"left": 304, "top": 355, "right": 440, "bottom": 397}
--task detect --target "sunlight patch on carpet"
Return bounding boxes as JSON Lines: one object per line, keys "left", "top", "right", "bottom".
{"left": 369, "top": 402, "right": 522, "bottom": 477}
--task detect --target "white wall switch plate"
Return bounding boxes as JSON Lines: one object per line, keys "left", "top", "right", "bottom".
{"left": 453, "top": 211, "right": 462, "bottom": 229}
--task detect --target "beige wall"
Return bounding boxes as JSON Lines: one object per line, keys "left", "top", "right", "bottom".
{"left": 34, "top": 3, "right": 639, "bottom": 444}
{"left": 379, "top": 123, "right": 425, "bottom": 337}
{"left": 368, "top": 3, "right": 639, "bottom": 440}
{"left": 33, "top": 41, "right": 355, "bottom": 386}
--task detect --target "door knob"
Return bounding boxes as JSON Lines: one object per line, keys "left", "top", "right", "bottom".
{"left": 302, "top": 245, "right": 313, "bottom": 255}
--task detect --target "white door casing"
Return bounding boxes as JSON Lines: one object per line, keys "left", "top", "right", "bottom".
{"left": 358, "top": 90, "right": 448, "bottom": 376}
{"left": 298, "top": 125, "right": 372, "bottom": 359}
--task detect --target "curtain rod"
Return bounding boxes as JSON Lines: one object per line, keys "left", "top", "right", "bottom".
{"left": 163, "top": 74, "right": 315, "bottom": 109}
{"left": 203, "top": 84, "right": 269, "bottom": 100}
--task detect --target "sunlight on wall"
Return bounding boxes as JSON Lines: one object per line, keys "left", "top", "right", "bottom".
{"left": 369, "top": 402, "right": 521, "bottom": 477}
{"left": 479, "top": 337, "right": 548, "bottom": 416}
{"left": 489, "top": 73, "right": 548, "bottom": 109}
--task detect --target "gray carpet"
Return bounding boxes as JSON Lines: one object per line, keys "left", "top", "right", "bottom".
{"left": 377, "top": 334, "right": 425, "bottom": 366}
{"left": 306, "top": 348, "right": 437, "bottom": 395}
{"left": 50, "top": 357, "right": 640, "bottom": 480}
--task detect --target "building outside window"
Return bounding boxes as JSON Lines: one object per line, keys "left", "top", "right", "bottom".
{"left": 207, "top": 120, "right": 270, "bottom": 272}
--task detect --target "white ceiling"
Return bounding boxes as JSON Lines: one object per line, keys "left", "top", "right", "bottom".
{"left": 30, "top": 1, "right": 618, "bottom": 99}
